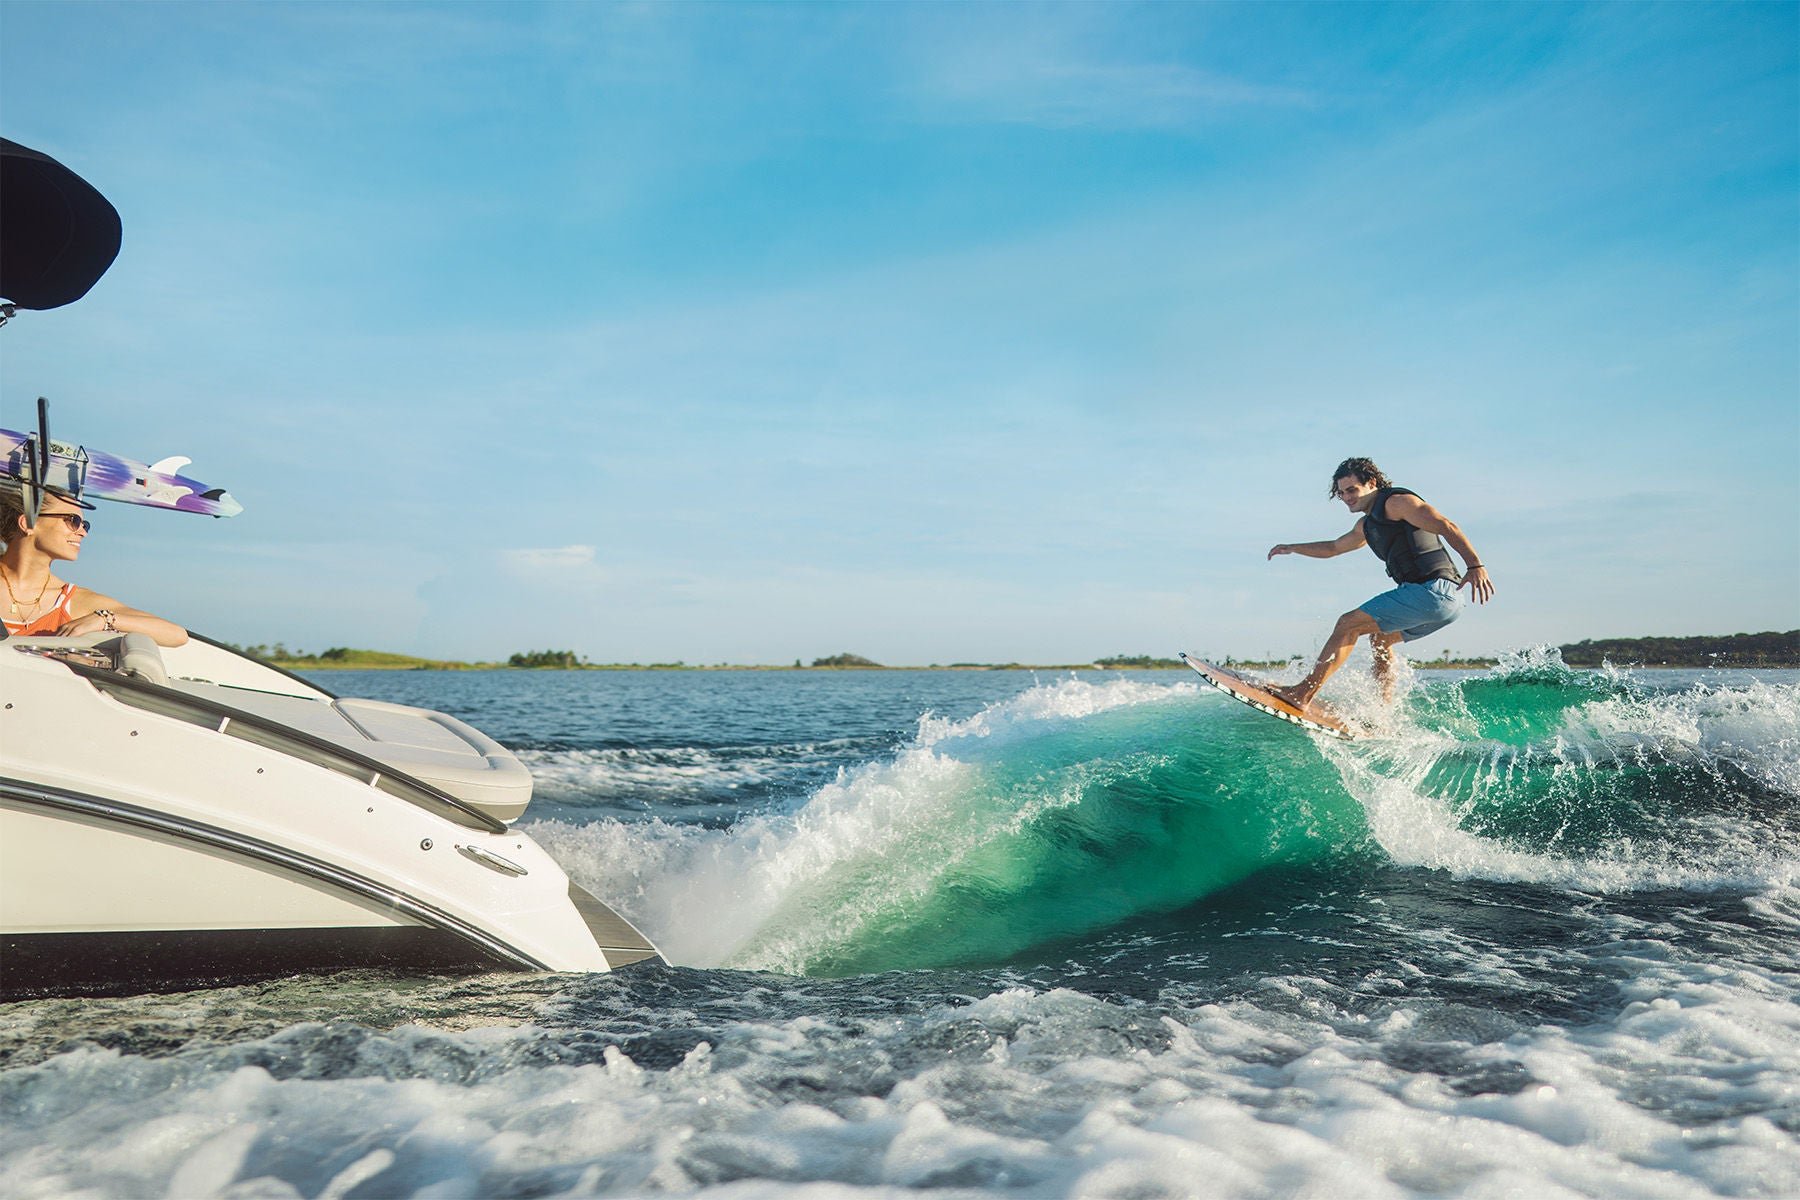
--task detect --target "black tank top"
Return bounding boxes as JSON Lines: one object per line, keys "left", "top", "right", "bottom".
{"left": 1363, "top": 487, "right": 1459, "bottom": 584}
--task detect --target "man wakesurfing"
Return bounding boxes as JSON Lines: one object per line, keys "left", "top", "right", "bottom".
{"left": 1264, "top": 457, "right": 1494, "bottom": 708}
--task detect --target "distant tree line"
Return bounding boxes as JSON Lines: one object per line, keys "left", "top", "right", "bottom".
{"left": 1559, "top": 631, "right": 1799, "bottom": 667}
{"left": 508, "top": 649, "right": 584, "bottom": 669}
{"left": 1095, "top": 654, "right": 1185, "bottom": 669}
{"left": 227, "top": 642, "right": 305, "bottom": 662}
{"left": 226, "top": 643, "right": 361, "bottom": 663}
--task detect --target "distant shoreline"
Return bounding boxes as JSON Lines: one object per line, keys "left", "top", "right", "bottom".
{"left": 274, "top": 659, "right": 1800, "bottom": 672}
{"left": 275, "top": 660, "right": 1504, "bottom": 672}
{"left": 263, "top": 652, "right": 1491, "bottom": 673}
{"left": 245, "top": 631, "right": 1797, "bottom": 673}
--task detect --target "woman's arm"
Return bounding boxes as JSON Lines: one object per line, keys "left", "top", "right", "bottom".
{"left": 61, "top": 588, "right": 190, "bottom": 647}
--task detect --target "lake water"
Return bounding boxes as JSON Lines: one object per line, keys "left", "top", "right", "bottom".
{"left": 3, "top": 654, "right": 1797, "bottom": 1198}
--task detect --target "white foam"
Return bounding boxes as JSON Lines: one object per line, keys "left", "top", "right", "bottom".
{"left": 914, "top": 674, "right": 1196, "bottom": 750}
{"left": 1330, "top": 673, "right": 1800, "bottom": 894}
{"left": 6, "top": 961, "right": 1796, "bottom": 1199}
{"left": 525, "top": 814, "right": 712, "bottom": 933}
{"left": 519, "top": 739, "right": 868, "bottom": 808}
{"left": 606, "top": 740, "right": 1094, "bottom": 971}
{"left": 1571, "top": 678, "right": 1800, "bottom": 797}
{"left": 520, "top": 746, "right": 765, "bottom": 799}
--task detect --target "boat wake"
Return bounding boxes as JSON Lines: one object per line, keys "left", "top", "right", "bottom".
{"left": 535, "top": 653, "right": 1800, "bottom": 975}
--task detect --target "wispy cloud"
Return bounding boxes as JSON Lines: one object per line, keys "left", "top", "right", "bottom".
{"left": 902, "top": 8, "right": 1314, "bottom": 130}
{"left": 918, "top": 58, "right": 1314, "bottom": 130}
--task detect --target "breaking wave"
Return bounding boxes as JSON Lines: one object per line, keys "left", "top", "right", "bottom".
{"left": 541, "top": 656, "right": 1800, "bottom": 974}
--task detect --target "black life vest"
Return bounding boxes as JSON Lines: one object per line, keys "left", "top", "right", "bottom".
{"left": 1363, "top": 487, "right": 1459, "bottom": 584}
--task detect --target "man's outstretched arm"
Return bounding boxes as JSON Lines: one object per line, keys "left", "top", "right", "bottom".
{"left": 1381, "top": 493, "right": 1494, "bottom": 603}
{"left": 1268, "top": 522, "right": 1366, "bottom": 561}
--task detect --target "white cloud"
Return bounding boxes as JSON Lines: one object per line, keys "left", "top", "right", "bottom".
{"left": 503, "top": 544, "right": 602, "bottom": 572}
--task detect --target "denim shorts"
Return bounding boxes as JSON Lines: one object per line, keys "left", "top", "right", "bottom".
{"left": 1359, "top": 577, "right": 1464, "bottom": 642}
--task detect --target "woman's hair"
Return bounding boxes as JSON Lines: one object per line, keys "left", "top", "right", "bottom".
{"left": 0, "top": 490, "right": 26, "bottom": 550}
{"left": 1328, "top": 457, "right": 1390, "bottom": 497}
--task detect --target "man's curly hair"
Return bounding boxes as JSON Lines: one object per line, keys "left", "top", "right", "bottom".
{"left": 1328, "top": 457, "right": 1390, "bottom": 498}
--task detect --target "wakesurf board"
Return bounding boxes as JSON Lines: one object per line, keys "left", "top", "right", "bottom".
{"left": 1, "top": 427, "right": 242, "bottom": 517}
{"left": 1179, "top": 652, "right": 1356, "bottom": 741}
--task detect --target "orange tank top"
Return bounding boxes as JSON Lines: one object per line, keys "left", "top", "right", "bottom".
{"left": 3, "top": 582, "right": 77, "bottom": 636}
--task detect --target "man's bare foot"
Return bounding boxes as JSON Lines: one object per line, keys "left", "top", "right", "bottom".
{"left": 1264, "top": 682, "right": 1315, "bottom": 710}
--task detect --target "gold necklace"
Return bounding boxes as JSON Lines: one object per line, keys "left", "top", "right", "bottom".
{"left": 0, "top": 564, "right": 53, "bottom": 617}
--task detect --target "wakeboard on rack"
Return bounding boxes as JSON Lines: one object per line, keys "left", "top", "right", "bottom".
{"left": 1, "top": 426, "right": 242, "bottom": 518}
{"left": 1179, "top": 652, "right": 1356, "bottom": 741}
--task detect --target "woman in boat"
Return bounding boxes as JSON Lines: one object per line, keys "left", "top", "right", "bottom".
{"left": 0, "top": 486, "right": 188, "bottom": 646}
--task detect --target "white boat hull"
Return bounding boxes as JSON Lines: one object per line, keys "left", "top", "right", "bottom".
{"left": 0, "top": 634, "right": 660, "bottom": 998}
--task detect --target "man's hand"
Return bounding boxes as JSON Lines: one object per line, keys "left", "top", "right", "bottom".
{"left": 1267, "top": 544, "right": 1293, "bottom": 560}
{"left": 1460, "top": 565, "right": 1494, "bottom": 604}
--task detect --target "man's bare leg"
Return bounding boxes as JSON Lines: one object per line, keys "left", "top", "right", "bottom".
{"left": 1269, "top": 609, "right": 1382, "bottom": 708}
{"left": 1371, "top": 630, "right": 1405, "bottom": 703}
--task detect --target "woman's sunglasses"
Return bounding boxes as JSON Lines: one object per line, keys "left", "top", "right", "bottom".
{"left": 38, "top": 513, "right": 91, "bottom": 533}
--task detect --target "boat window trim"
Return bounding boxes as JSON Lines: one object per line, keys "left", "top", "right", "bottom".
{"left": 186, "top": 630, "right": 340, "bottom": 700}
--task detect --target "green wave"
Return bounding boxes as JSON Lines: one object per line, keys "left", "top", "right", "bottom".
{"left": 728, "top": 685, "right": 1368, "bottom": 975}
{"left": 726, "top": 664, "right": 1797, "bottom": 976}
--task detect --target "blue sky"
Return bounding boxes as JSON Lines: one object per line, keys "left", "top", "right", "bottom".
{"left": 3, "top": 1, "right": 1795, "bottom": 664}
